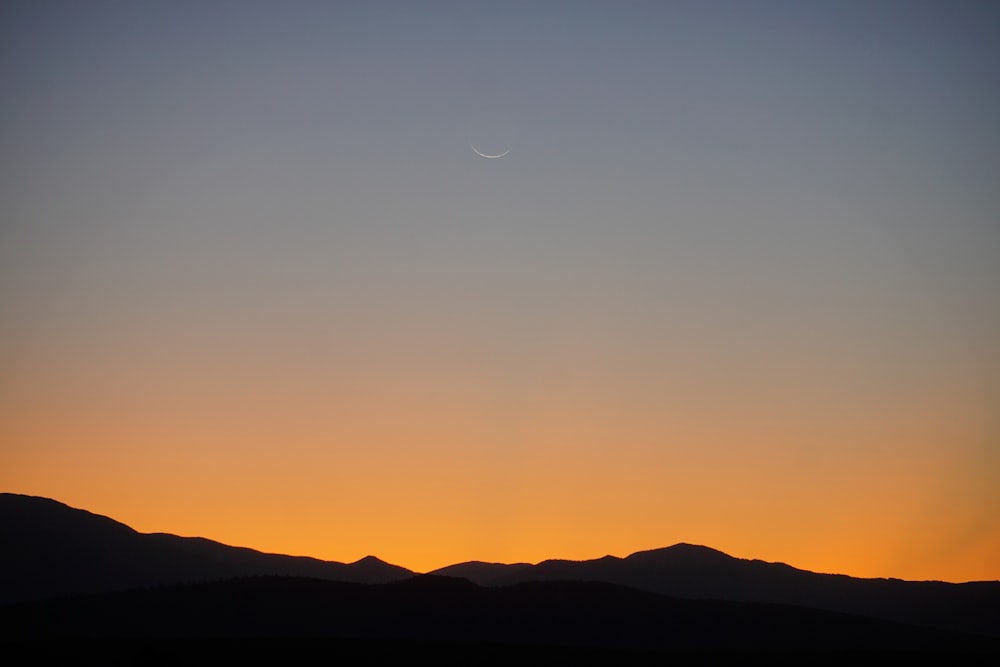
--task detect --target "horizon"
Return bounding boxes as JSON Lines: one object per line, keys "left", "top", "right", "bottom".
{"left": 5, "top": 491, "right": 997, "bottom": 584}
{"left": 2, "top": 2, "right": 998, "bottom": 584}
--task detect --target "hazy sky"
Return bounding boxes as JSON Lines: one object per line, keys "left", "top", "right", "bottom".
{"left": 2, "top": 1, "right": 998, "bottom": 581}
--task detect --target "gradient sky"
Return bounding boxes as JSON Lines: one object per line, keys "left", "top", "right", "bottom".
{"left": 2, "top": 1, "right": 998, "bottom": 582}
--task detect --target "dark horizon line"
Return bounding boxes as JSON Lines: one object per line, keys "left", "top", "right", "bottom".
{"left": 3, "top": 492, "right": 997, "bottom": 585}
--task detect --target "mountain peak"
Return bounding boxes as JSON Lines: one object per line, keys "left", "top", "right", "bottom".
{"left": 352, "top": 555, "right": 387, "bottom": 565}
{"left": 670, "top": 542, "right": 729, "bottom": 553}
{"left": 632, "top": 543, "right": 734, "bottom": 559}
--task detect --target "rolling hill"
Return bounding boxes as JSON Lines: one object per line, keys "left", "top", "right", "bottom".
{"left": 3, "top": 492, "right": 998, "bottom": 642}
{"left": 0, "top": 493, "right": 412, "bottom": 604}
{"left": 4, "top": 573, "right": 994, "bottom": 654}
{"left": 432, "top": 543, "right": 1000, "bottom": 637}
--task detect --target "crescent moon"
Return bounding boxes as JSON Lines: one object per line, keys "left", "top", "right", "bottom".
{"left": 471, "top": 145, "right": 510, "bottom": 159}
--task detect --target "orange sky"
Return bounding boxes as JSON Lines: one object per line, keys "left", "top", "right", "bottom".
{"left": 4, "top": 321, "right": 998, "bottom": 580}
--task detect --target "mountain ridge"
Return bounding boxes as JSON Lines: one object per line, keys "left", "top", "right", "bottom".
{"left": 5, "top": 574, "right": 994, "bottom": 652}
{"left": 0, "top": 492, "right": 413, "bottom": 604}
{"left": 3, "top": 492, "right": 998, "bottom": 639}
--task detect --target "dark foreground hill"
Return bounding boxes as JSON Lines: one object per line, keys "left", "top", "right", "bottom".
{"left": 4, "top": 492, "right": 998, "bottom": 644}
{"left": 4, "top": 574, "right": 996, "bottom": 656}
{"left": 433, "top": 544, "right": 1000, "bottom": 638}
{"left": 0, "top": 493, "right": 412, "bottom": 604}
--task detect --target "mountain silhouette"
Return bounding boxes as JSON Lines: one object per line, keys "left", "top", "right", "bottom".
{"left": 430, "top": 560, "right": 533, "bottom": 584}
{"left": 0, "top": 493, "right": 412, "bottom": 603}
{"left": 4, "top": 574, "right": 995, "bottom": 654}
{"left": 3, "top": 493, "right": 998, "bottom": 645}
{"left": 432, "top": 543, "right": 1000, "bottom": 638}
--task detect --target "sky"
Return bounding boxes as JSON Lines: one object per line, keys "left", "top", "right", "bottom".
{"left": 2, "top": 1, "right": 998, "bottom": 582}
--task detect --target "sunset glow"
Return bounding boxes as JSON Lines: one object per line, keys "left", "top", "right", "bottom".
{"left": 2, "top": 1, "right": 998, "bottom": 583}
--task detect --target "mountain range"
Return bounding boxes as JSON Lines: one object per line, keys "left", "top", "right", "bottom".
{"left": 0, "top": 493, "right": 410, "bottom": 603}
{"left": 430, "top": 544, "right": 1000, "bottom": 638}
{"left": 2, "top": 492, "right": 998, "bottom": 651}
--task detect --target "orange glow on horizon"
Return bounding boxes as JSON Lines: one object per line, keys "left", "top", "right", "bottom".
{"left": 4, "top": 372, "right": 997, "bottom": 583}
{"left": 3, "top": 1, "right": 999, "bottom": 590}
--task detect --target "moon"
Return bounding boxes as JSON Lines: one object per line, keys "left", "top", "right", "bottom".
{"left": 471, "top": 145, "right": 510, "bottom": 159}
